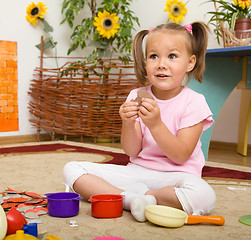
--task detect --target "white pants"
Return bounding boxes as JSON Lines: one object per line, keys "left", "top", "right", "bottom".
{"left": 63, "top": 162, "right": 216, "bottom": 215}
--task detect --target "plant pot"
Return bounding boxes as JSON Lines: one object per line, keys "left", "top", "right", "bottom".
{"left": 234, "top": 18, "right": 251, "bottom": 39}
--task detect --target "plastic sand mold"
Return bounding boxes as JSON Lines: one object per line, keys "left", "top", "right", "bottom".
{"left": 239, "top": 215, "right": 251, "bottom": 226}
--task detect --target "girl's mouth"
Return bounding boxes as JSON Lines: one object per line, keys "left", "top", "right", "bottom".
{"left": 156, "top": 74, "right": 168, "bottom": 78}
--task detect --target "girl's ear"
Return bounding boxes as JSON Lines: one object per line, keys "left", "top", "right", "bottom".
{"left": 187, "top": 55, "right": 196, "bottom": 72}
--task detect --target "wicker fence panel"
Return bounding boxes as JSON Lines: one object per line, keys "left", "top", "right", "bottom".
{"left": 28, "top": 59, "right": 139, "bottom": 141}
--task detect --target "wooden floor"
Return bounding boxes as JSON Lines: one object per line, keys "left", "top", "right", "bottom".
{"left": 207, "top": 142, "right": 251, "bottom": 167}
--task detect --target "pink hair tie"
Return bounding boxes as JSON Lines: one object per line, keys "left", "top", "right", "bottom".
{"left": 149, "top": 28, "right": 153, "bottom": 34}
{"left": 184, "top": 24, "right": 192, "bottom": 34}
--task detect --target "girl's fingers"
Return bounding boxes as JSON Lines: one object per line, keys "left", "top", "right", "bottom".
{"left": 140, "top": 101, "right": 153, "bottom": 113}
{"left": 125, "top": 111, "right": 138, "bottom": 118}
{"left": 122, "top": 103, "right": 139, "bottom": 113}
{"left": 126, "top": 101, "right": 139, "bottom": 107}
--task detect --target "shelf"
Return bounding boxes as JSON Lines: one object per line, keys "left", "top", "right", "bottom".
{"left": 206, "top": 46, "right": 251, "bottom": 57}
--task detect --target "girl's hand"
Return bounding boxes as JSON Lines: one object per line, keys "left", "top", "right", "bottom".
{"left": 138, "top": 98, "right": 162, "bottom": 129}
{"left": 120, "top": 101, "right": 142, "bottom": 157}
{"left": 119, "top": 101, "right": 139, "bottom": 127}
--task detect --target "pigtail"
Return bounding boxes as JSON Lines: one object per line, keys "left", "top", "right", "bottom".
{"left": 190, "top": 22, "right": 210, "bottom": 83}
{"left": 132, "top": 30, "right": 149, "bottom": 86}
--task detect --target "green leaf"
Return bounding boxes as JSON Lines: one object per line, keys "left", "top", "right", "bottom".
{"left": 35, "top": 38, "right": 57, "bottom": 50}
{"left": 230, "top": 12, "right": 237, "bottom": 32}
{"left": 42, "top": 19, "right": 54, "bottom": 33}
{"left": 88, "top": 40, "right": 108, "bottom": 49}
{"left": 120, "top": 26, "right": 131, "bottom": 37}
{"left": 61, "top": 0, "right": 86, "bottom": 28}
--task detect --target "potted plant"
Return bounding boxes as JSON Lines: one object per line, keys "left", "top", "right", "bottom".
{"left": 207, "top": 0, "right": 251, "bottom": 44}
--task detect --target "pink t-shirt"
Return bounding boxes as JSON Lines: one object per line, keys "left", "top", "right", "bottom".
{"left": 126, "top": 85, "right": 214, "bottom": 177}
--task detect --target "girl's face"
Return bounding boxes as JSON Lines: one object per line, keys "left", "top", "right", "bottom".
{"left": 146, "top": 30, "right": 196, "bottom": 100}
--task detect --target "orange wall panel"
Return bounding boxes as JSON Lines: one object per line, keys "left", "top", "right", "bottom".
{"left": 0, "top": 40, "right": 18, "bottom": 132}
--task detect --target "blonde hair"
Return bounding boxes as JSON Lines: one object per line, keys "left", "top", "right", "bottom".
{"left": 132, "top": 22, "right": 209, "bottom": 85}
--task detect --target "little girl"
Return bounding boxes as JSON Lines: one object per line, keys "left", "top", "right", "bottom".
{"left": 63, "top": 21, "right": 216, "bottom": 222}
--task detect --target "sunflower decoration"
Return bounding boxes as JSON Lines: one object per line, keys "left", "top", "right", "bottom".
{"left": 26, "top": 2, "right": 47, "bottom": 26}
{"left": 93, "top": 10, "right": 120, "bottom": 39}
{"left": 26, "top": 2, "right": 59, "bottom": 72}
{"left": 164, "top": 0, "right": 187, "bottom": 24}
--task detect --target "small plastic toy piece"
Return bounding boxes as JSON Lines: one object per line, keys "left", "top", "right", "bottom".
{"left": 23, "top": 223, "right": 38, "bottom": 237}
{"left": 239, "top": 215, "right": 251, "bottom": 226}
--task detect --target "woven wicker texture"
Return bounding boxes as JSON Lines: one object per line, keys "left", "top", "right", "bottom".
{"left": 29, "top": 58, "right": 139, "bottom": 141}
{"left": 219, "top": 22, "right": 251, "bottom": 47}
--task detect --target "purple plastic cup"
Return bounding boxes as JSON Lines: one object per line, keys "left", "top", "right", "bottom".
{"left": 45, "top": 192, "right": 83, "bottom": 217}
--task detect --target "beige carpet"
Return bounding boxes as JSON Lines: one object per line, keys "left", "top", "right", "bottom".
{"left": 1, "top": 141, "right": 251, "bottom": 240}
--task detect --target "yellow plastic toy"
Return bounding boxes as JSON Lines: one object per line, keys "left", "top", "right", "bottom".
{"left": 0, "top": 205, "right": 7, "bottom": 240}
{"left": 3, "top": 230, "right": 39, "bottom": 240}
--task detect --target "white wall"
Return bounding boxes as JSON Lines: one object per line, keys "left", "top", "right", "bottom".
{"left": 0, "top": 0, "right": 246, "bottom": 144}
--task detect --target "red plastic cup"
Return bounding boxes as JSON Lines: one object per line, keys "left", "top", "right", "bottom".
{"left": 88, "top": 194, "right": 124, "bottom": 218}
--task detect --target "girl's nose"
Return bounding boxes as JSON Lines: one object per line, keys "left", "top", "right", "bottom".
{"left": 158, "top": 59, "right": 167, "bottom": 69}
